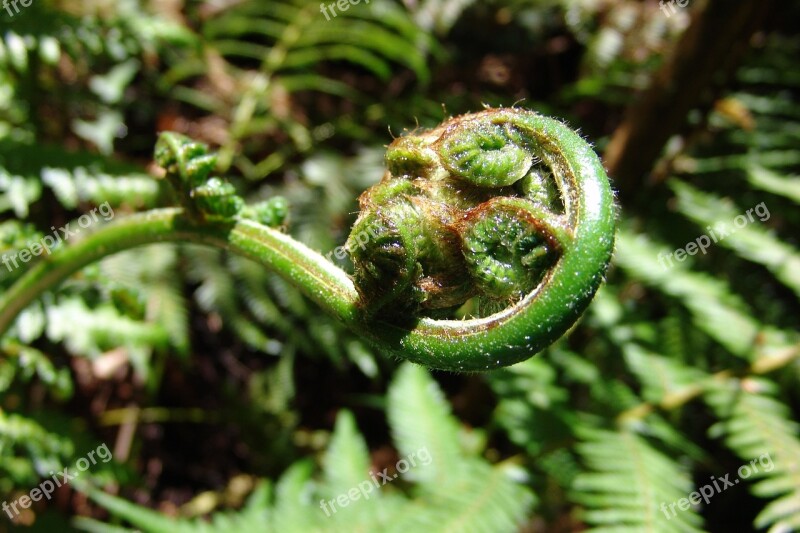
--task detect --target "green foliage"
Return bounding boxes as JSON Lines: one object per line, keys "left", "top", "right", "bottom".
{"left": 1, "top": 1, "right": 799, "bottom": 531}
{"left": 670, "top": 180, "right": 800, "bottom": 299}
{"left": 164, "top": 0, "right": 438, "bottom": 178}
{"left": 489, "top": 32, "right": 800, "bottom": 533}
{"left": 0, "top": 411, "right": 73, "bottom": 490}
{"left": 572, "top": 428, "right": 704, "bottom": 533}
{"left": 79, "top": 363, "right": 533, "bottom": 532}
{"left": 705, "top": 379, "right": 800, "bottom": 532}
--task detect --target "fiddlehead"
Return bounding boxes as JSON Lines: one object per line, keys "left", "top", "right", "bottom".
{"left": 154, "top": 132, "right": 289, "bottom": 226}
{"left": 347, "top": 108, "right": 615, "bottom": 370}
{"left": 0, "top": 108, "right": 614, "bottom": 372}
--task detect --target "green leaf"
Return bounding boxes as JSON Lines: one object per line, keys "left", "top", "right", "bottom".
{"left": 614, "top": 228, "right": 794, "bottom": 359}
{"left": 573, "top": 428, "right": 704, "bottom": 533}
{"left": 670, "top": 180, "right": 800, "bottom": 299}
{"left": 387, "top": 363, "right": 463, "bottom": 484}
{"left": 705, "top": 378, "right": 800, "bottom": 532}
{"left": 321, "top": 410, "right": 372, "bottom": 499}
{"left": 747, "top": 164, "right": 800, "bottom": 205}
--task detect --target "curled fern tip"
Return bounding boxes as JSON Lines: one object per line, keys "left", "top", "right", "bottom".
{"left": 347, "top": 108, "right": 615, "bottom": 371}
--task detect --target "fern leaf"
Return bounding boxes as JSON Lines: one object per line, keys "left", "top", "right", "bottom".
{"left": 622, "top": 344, "right": 707, "bottom": 405}
{"left": 572, "top": 427, "right": 704, "bottom": 532}
{"left": 670, "top": 180, "right": 800, "bottom": 299}
{"left": 488, "top": 356, "right": 575, "bottom": 456}
{"left": 0, "top": 339, "right": 73, "bottom": 400}
{"left": 705, "top": 378, "right": 800, "bottom": 532}
{"left": 747, "top": 164, "right": 800, "bottom": 205}
{"left": 85, "top": 363, "right": 534, "bottom": 533}
{"left": 389, "top": 461, "right": 534, "bottom": 533}
{"left": 614, "top": 228, "right": 794, "bottom": 359}
{"left": 270, "top": 460, "right": 321, "bottom": 532}
{"left": 45, "top": 297, "right": 170, "bottom": 356}
{"left": 0, "top": 411, "right": 74, "bottom": 484}
{"left": 387, "top": 362, "right": 463, "bottom": 484}
{"left": 387, "top": 363, "right": 535, "bottom": 532}
{"left": 321, "top": 410, "right": 372, "bottom": 499}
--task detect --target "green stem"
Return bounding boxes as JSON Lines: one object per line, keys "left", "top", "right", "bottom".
{"left": 0, "top": 208, "right": 360, "bottom": 336}
{"left": 616, "top": 344, "right": 800, "bottom": 425}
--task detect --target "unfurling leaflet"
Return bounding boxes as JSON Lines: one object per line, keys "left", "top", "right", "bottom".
{"left": 346, "top": 108, "right": 615, "bottom": 370}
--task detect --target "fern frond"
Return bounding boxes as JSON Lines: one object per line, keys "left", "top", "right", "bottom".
{"left": 747, "top": 165, "right": 800, "bottom": 205}
{"left": 207, "top": 0, "right": 433, "bottom": 84}
{"left": 386, "top": 363, "right": 535, "bottom": 532}
{"left": 85, "top": 363, "right": 533, "bottom": 533}
{"left": 389, "top": 460, "right": 534, "bottom": 533}
{"left": 670, "top": 180, "right": 800, "bottom": 299}
{"left": 705, "top": 378, "right": 800, "bottom": 532}
{"left": 614, "top": 228, "right": 795, "bottom": 359}
{"left": 488, "top": 356, "right": 575, "bottom": 456}
{"left": 681, "top": 150, "right": 800, "bottom": 173}
{"left": 0, "top": 169, "right": 42, "bottom": 217}
{"left": 0, "top": 411, "right": 74, "bottom": 487}
{"left": 622, "top": 344, "right": 707, "bottom": 405}
{"left": 0, "top": 339, "right": 73, "bottom": 400}
{"left": 272, "top": 459, "right": 362, "bottom": 533}
{"left": 572, "top": 427, "right": 704, "bottom": 532}
{"left": 387, "top": 363, "right": 464, "bottom": 483}
{"left": 45, "top": 296, "right": 170, "bottom": 356}
{"left": 321, "top": 410, "right": 371, "bottom": 499}
{"left": 41, "top": 166, "right": 160, "bottom": 210}
{"left": 94, "top": 246, "right": 190, "bottom": 356}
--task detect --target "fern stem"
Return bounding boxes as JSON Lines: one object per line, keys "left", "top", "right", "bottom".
{"left": 0, "top": 208, "right": 361, "bottom": 336}
{"left": 617, "top": 345, "right": 800, "bottom": 424}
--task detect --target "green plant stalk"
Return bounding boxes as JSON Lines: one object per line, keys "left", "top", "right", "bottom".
{"left": 616, "top": 344, "right": 800, "bottom": 425}
{"left": 0, "top": 110, "right": 615, "bottom": 371}
{"left": 0, "top": 209, "right": 361, "bottom": 336}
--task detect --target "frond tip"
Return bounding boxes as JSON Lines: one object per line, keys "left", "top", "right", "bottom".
{"left": 349, "top": 108, "right": 616, "bottom": 370}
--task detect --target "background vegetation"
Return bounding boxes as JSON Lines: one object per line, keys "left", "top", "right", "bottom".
{"left": 0, "top": 0, "right": 798, "bottom": 531}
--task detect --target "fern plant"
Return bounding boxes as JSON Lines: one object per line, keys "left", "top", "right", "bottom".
{"left": 160, "top": 0, "right": 438, "bottom": 179}
{"left": 0, "top": 105, "right": 614, "bottom": 530}
{"left": 2, "top": 3, "right": 799, "bottom": 531}
{"left": 0, "top": 107, "right": 616, "bottom": 370}
{"left": 72, "top": 363, "right": 533, "bottom": 532}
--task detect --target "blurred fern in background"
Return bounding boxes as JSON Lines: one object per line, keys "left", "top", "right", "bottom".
{"left": 1, "top": 1, "right": 798, "bottom": 532}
